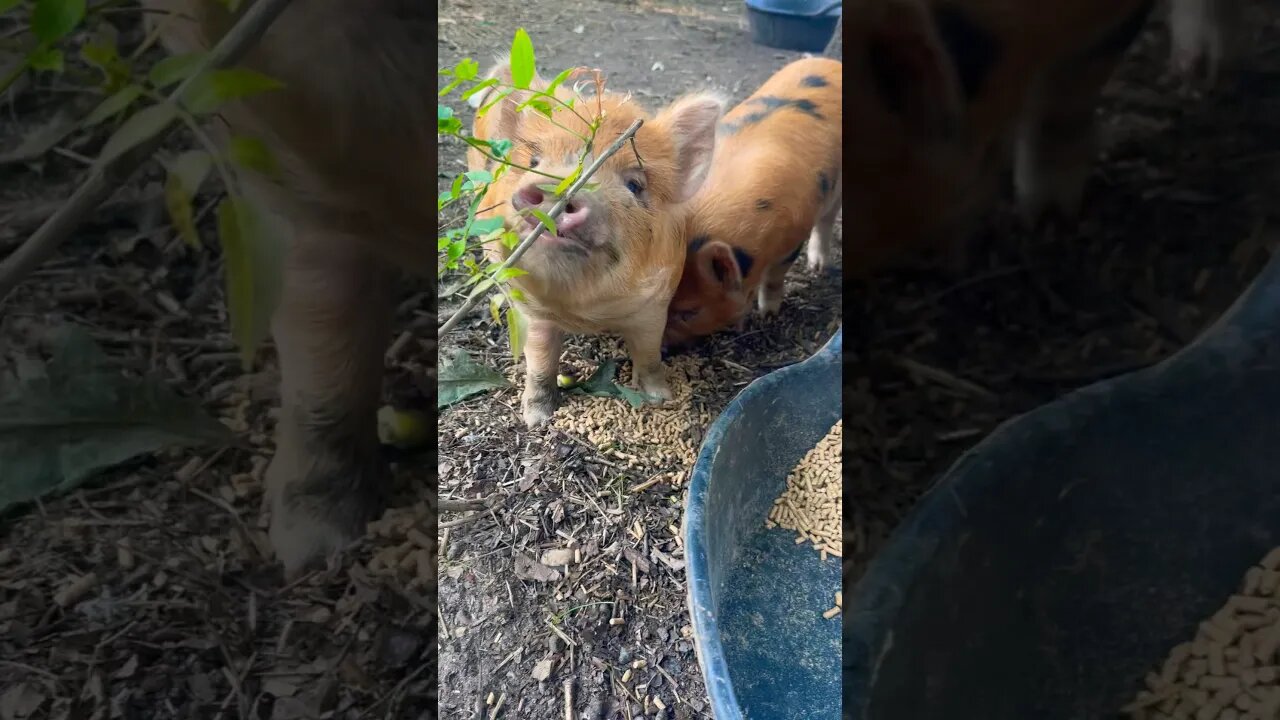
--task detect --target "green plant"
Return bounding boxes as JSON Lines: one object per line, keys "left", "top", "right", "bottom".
{"left": 1, "top": 0, "right": 285, "bottom": 368}
{"left": 437, "top": 28, "right": 626, "bottom": 359}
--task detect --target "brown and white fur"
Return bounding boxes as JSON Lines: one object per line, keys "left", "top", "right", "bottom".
{"left": 663, "top": 57, "right": 842, "bottom": 347}
{"left": 140, "top": 0, "right": 434, "bottom": 578}
{"left": 844, "top": 0, "right": 1242, "bottom": 275}
{"left": 467, "top": 59, "right": 725, "bottom": 426}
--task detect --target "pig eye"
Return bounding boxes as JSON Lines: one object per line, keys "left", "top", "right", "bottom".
{"left": 625, "top": 179, "right": 644, "bottom": 196}
{"left": 529, "top": 155, "right": 541, "bottom": 168}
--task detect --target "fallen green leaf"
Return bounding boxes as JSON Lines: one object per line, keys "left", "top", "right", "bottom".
{"left": 82, "top": 84, "right": 143, "bottom": 127}
{"left": 438, "top": 349, "right": 510, "bottom": 409}
{"left": 0, "top": 326, "right": 235, "bottom": 514}
{"left": 164, "top": 151, "right": 212, "bottom": 248}
{"left": 148, "top": 51, "right": 206, "bottom": 89}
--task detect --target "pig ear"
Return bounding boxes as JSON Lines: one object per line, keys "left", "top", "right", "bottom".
{"left": 697, "top": 241, "right": 743, "bottom": 293}
{"left": 864, "top": 1, "right": 965, "bottom": 141}
{"left": 653, "top": 91, "right": 727, "bottom": 202}
{"left": 473, "top": 55, "right": 549, "bottom": 141}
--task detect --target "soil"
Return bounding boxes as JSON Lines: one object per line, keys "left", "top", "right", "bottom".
{"left": 438, "top": 1, "right": 1278, "bottom": 719}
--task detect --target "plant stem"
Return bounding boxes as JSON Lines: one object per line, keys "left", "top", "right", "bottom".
{"left": 437, "top": 117, "right": 644, "bottom": 338}
{"left": 0, "top": 0, "right": 296, "bottom": 304}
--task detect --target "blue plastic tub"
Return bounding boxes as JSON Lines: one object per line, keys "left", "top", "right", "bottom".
{"left": 846, "top": 247, "right": 1280, "bottom": 719}
{"left": 744, "top": 0, "right": 842, "bottom": 54}
{"left": 686, "top": 328, "right": 843, "bottom": 720}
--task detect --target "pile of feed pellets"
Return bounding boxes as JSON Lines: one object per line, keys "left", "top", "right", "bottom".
{"left": 767, "top": 419, "right": 843, "bottom": 619}
{"left": 362, "top": 501, "right": 435, "bottom": 591}
{"left": 1121, "top": 547, "right": 1280, "bottom": 719}
{"left": 551, "top": 354, "right": 714, "bottom": 487}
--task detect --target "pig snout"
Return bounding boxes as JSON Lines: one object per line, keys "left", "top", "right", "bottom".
{"left": 512, "top": 184, "right": 591, "bottom": 236}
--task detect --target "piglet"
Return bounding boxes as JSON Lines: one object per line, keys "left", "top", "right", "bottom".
{"left": 663, "top": 57, "right": 842, "bottom": 347}
{"left": 468, "top": 58, "right": 726, "bottom": 426}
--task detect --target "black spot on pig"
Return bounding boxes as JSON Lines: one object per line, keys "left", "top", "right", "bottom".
{"left": 818, "top": 172, "right": 832, "bottom": 200}
{"left": 755, "top": 198, "right": 771, "bottom": 211}
{"left": 801, "top": 75, "right": 828, "bottom": 88}
{"left": 689, "top": 234, "right": 709, "bottom": 254}
{"left": 720, "top": 96, "right": 824, "bottom": 134}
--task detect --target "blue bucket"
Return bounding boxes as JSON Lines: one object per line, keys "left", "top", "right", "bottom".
{"left": 686, "top": 328, "right": 843, "bottom": 719}
{"left": 744, "top": 0, "right": 842, "bottom": 54}
{"left": 847, "top": 247, "right": 1280, "bottom": 718}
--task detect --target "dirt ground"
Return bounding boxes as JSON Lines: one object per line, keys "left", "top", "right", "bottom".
{"left": 437, "top": 1, "right": 1278, "bottom": 720}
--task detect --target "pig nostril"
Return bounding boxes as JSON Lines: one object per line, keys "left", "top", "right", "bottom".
{"left": 517, "top": 186, "right": 544, "bottom": 209}
{"left": 565, "top": 201, "right": 579, "bottom": 214}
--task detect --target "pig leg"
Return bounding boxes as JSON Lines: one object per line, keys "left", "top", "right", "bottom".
{"left": 267, "top": 229, "right": 394, "bottom": 578}
{"left": 807, "top": 176, "right": 843, "bottom": 273}
{"left": 521, "top": 317, "right": 564, "bottom": 427}
{"left": 1013, "top": 51, "right": 1124, "bottom": 229}
{"left": 1170, "top": 0, "right": 1242, "bottom": 87}
{"left": 621, "top": 310, "right": 672, "bottom": 403}
{"left": 759, "top": 256, "right": 798, "bottom": 317}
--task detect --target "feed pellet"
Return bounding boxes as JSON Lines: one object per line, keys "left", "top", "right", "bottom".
{"left": 1120, "top": 546, "right": 1280, "bottom": 720}
{"left": 550, "top": 353, "right": 714, "bottom": 486}
{"left": 766, "top": 420, "right": 842, "bottom": 617}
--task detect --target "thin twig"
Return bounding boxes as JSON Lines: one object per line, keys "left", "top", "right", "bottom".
{"left": 437, "top": 118, "right": 645, "bottom": 336}
{"left": 0, "top": 0, "right": 297, "bottom": 303}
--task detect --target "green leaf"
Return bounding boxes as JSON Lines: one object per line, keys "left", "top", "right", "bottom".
{"left": 163, "top": 151, "right": 212, "bottom": 248}
{"left": 438, "top": 76, "right": 463, "bottom": 97}
{"left": 500, "top": 231, "right": 520, "bottom": 250}
{"left": 438, "top": 349, "right": 510, "bottom": 409}
{"left": 469, "top": 217, "right": 505, "bottom": 236}
{"left": 465, "top": 169, "right": 493, "bottom": 185}
{"left": 507, "top": 305, "right": 528, "bottom": 358}
{"left": 216, "top": 196, "right": 284, "bottom": 369}
{"left": 477, "top": 88, "right": 513, "bottom": 118}
{"left": 183, "top": 67, "right": 284, "bottom": 115}
{"left": 26, "top": 46, "right": 63, "bottom": 72}
{"left": 509, "top": 28, "right": 536, "bottom": 89}
{"left": 227, "top": 135, "right": 278, "bottom": 178}
{"left": 509, "top": 287, "right": 527, "bottom": 302}
{"left": 95, "top": 102, "right": 178, "bottom": 167}
{"left": 0, "top": 325, "right": 235, "bottom": 514}
{"left": 488, "top": 293, "right": 506, "bottom": 324}
{"left": 489, "top": 139, "right": 514, "bottom": 160}
{"left": 82, "top": 84, "right": 142, "bottom": 127}
{"left": 567, "top": 360, "right": 652, "bottom": 407}
{"left": 496, "top": 266, "right": 528, "bottom": 281}
{"left": 544, "top": 67, "right": 576, "bottom": 95}
{"left": 461, "top": 77, "right": 498, "bottom": 102}
{"left": 31, "top": 0, "right": 85, "bottom": 44}
{"left": 528, "top": 208, "right": 557, "bottom": 236}
{"left": 554, "top": 164, "right": 582, "bottom": 196}
{"left": 455, "top": 58, "right": 479, "bottom": 81}
{"left": 148, "top": 51, "right": 206, "bottom": 89}
{"left": 0, "top": 0, "right": 23, "bottom": 14}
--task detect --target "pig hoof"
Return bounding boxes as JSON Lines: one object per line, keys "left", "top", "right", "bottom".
{"left": 636, "top": 375, "right": 672, "bottom": 403}
{"left": 267, "top": 458, "right": 388, "bottom": 579}
{"left": 522, "top": 392, "right": 557, "bottom": 427}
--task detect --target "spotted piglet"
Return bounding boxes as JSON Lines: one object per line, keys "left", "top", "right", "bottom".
{"left": 663, "top": 57, "right": 842, "bottom": 348}
{"left": 469, "top": 59, "right": 726, "bottom": 426}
